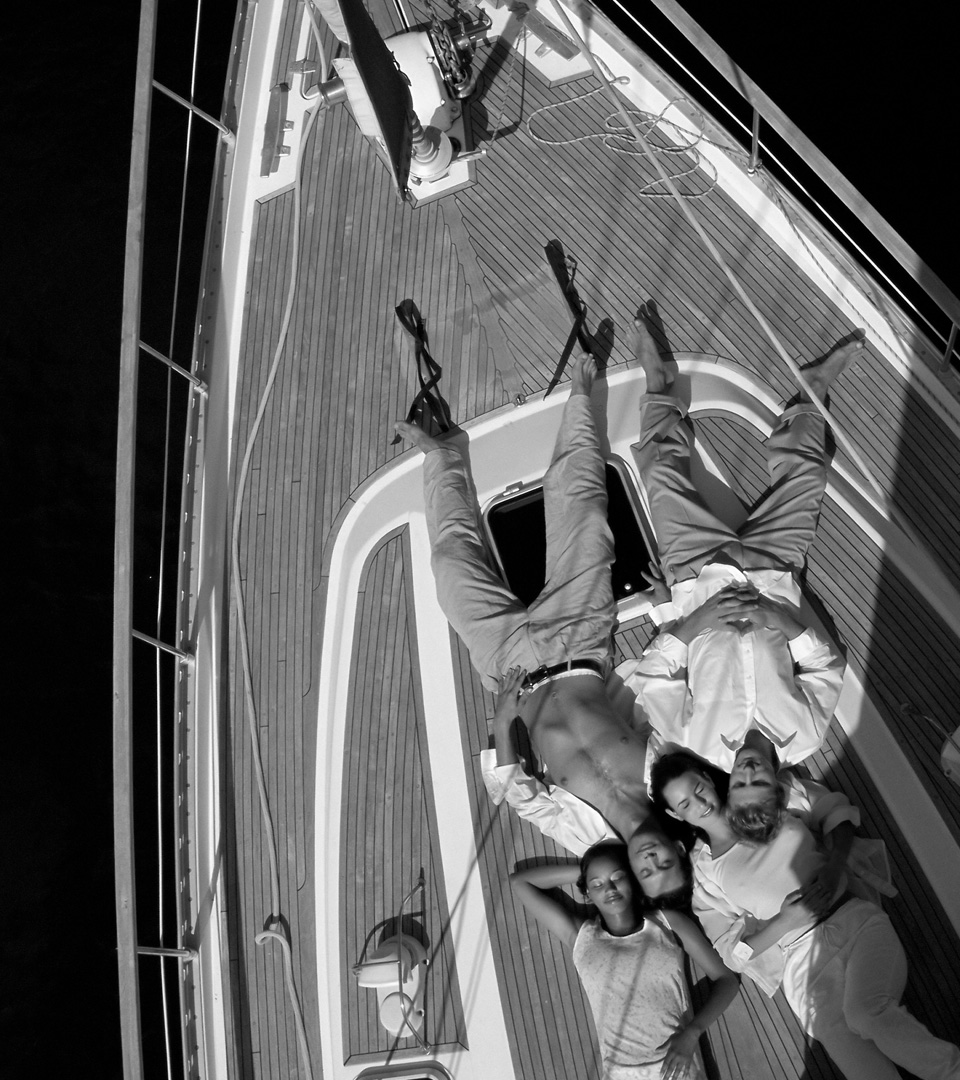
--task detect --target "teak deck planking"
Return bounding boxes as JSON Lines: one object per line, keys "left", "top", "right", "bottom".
{"left": 340, "top": 528, "right": 466, "bottom": 1061}
{"left": 219, "top": 0, "right": 960, "bottom": 1076}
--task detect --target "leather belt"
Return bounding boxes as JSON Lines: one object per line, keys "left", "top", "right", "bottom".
{"left": 521, "top": 659, "right": 605, "bottom": 694}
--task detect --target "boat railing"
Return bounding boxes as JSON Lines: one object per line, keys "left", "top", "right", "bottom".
{"left": 114, "top": 0, "right": 232, "bottom": 1076}
{"left": 604, "top": 0, "right": 959, "bottom": 377}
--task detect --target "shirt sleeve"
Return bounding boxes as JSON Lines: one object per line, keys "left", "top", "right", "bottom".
{"left": 479, "top": 750, "right": 611, "bottom": 856}
{"left": 616, "top": 636, "right": 690, "bottom": 738}
{"left": 847, "top": 837, "right": 898, "bottom": 900}
{"left": 692, "top": 863, "right": 784, "bottom": 997}
{"left": 649, "top": 601, "right": 680, "bottom": 627}
{"left": 783, "top": 630, "right": 846, "bottom": 761}
{"left": 783, "top": 774, "right": 860, "bottom": 835}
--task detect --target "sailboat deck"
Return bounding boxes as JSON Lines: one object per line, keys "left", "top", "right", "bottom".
{"left": 220, "top": 0, "right": 960, "bottom": 1075}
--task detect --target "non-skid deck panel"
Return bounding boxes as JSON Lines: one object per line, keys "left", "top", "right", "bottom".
{"left": 273, "top": 0, "right": 303, "bottom": 87}
{"left": 340, "top": 528, "right": 466, "bottom": 1059}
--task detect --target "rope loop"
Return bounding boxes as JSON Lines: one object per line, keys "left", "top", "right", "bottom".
{"left": 522, "top": 54, "right": 720, "bottom": 198}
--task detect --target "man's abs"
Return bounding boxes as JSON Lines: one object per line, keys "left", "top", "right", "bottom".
{"left": 521, "top": 676, "right": 649, "bottom": 811}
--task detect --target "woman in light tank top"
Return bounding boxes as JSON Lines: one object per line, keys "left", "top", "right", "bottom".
{"left": 510, "top": 841, "right": 739, "bottom": 1080}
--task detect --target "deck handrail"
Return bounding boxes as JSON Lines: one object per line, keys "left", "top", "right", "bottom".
{"left": 603, "top": 0, "right": 960, "bottom": 369}
{"left": 114, "top": 0, "right": 157, "bottom": 1074}
{"left": 114, "top": 0, "right": 227, "bottom": 1075}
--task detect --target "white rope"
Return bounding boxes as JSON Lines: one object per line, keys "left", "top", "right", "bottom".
{"left": 526, "top": 72, "right": 720, "bottom": 199}
{"left": 306, "top": 0, "right": 330, "bottom": 81}
{"left": 230, "top": 91, "right": 323, "bottom": 1080}
{"left": 606, "top": 0, "right": 752, "bottom": 143}
{"left": 546, "top": 0, "right": 916, "bottom": 543}
{"left": 255, "top": 931, "right": 316, "bottom": 1074}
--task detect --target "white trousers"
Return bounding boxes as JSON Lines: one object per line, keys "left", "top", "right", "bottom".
{"left": 782, "top": 899, "right": 960, "bottom": 1080}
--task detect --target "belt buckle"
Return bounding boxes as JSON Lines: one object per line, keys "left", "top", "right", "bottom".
{"left": 522, "top": 666, "right": 547, "bottom": 691}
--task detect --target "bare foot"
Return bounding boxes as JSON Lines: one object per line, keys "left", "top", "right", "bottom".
{"left": 799, "top": 331, "right": 865, "bottom": 402}
{"left": 568, "top": 351, "right": 597, "bottom": 397}
{"left": 630, "top": 305, "right": 671, "bottom": 393}
{"left": 394, "top": 420, "right": 446, "bottom": 454}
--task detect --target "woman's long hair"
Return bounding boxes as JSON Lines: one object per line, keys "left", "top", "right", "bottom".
{"left": 649, "top": 750, "right": 729, "bottom": 844}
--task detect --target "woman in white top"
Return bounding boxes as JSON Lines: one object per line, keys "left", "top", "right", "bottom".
{"left": 509, "top": 840, "right": 739, "bottom": 1080}
{"left": 651, "top": 751, "right": 960, "bottom": 1080}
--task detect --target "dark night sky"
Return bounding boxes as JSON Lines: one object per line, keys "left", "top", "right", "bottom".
{"left": 3, "top": 3, "right": 140, "bottom": 1077}
{"left": 1, "top": 2, "right": 953, "bottom": 1077}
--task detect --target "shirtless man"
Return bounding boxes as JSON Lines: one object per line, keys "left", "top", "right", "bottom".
{"left": 398, "top": 354, "right": 681, "bottom": 885}
{"left": 618, "top": 309, "right": 861, "bottom": 807}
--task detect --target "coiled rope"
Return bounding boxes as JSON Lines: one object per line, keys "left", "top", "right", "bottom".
{"left": 526, "top": 69, "right": 720, "bottom": 199}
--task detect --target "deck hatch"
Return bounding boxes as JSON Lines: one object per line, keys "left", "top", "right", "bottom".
{"left": 483, "top": 458, "right": 654, "bottom": 607}
{"left": 355, "top": 1064, "right": 453, "bottom": 1079}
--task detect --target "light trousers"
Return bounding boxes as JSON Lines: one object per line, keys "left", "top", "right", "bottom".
{"left": 783, "top": 899, "right": 960, "bottom": 1080}
{"left": 424, "top": 393, "right": 616, "bottom": 691}
{"left": 633, "top": 395, "right": 827, "bottom": 586}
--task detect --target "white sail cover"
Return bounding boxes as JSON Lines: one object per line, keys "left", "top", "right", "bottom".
{"left": 313, "top": 0, "right": 348, "bottom": 41}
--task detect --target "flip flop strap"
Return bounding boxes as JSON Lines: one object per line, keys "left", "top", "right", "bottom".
{"left": 395, "top": 302, "right": 451, "bottom": 431}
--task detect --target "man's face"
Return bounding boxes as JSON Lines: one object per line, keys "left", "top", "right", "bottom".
{"left": 728, "top": 745, "right": 778, "bottom": 811}
{"left": 627, "top": 825, "right": 686, "bottom": 898}
{"left": 661, "top": 769, "right": 721, "bottom": 827}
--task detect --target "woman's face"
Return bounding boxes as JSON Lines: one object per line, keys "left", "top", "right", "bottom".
{"left": 582, "top": 853, "right": 634, "bottom": 915}
{"left": 662, "top": 769, "right": 722, "bottom": 826}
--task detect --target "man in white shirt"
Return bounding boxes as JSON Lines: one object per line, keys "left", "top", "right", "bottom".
{"left": 618, "top": 308, "right": 861, "bottom": 785}
{"left": 398, "top": 354, "right": 681, "bottom": 877}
